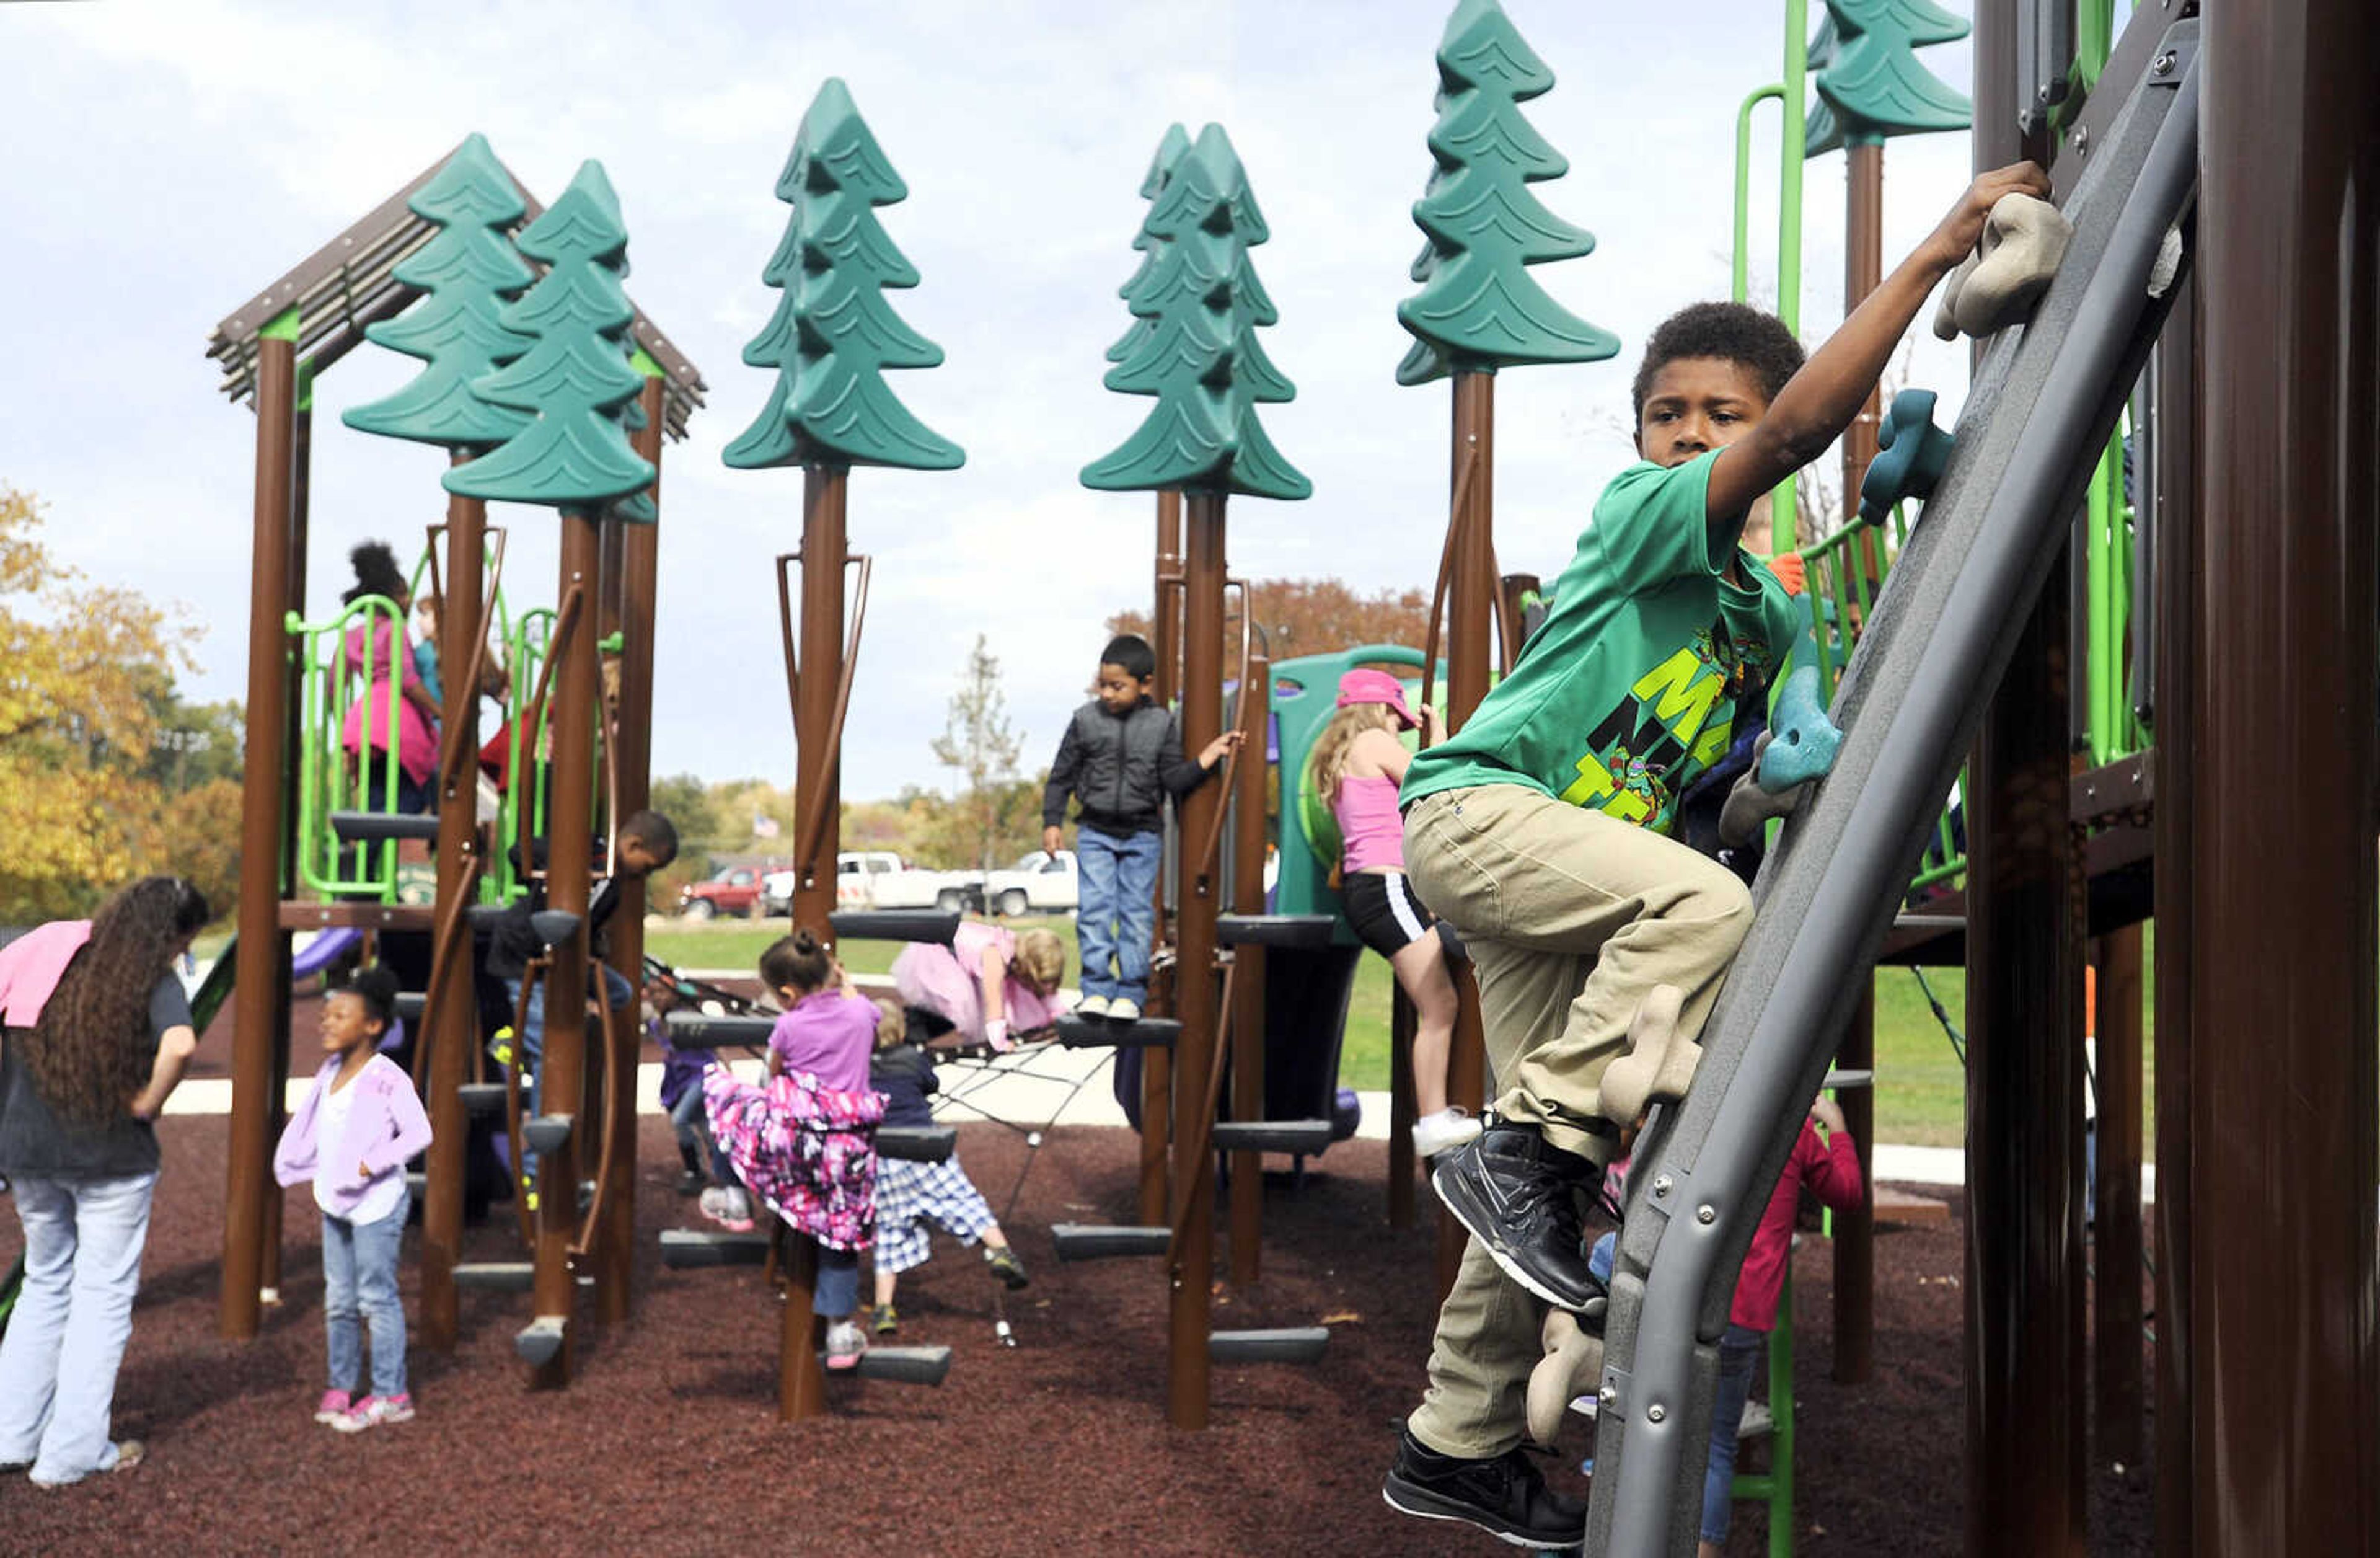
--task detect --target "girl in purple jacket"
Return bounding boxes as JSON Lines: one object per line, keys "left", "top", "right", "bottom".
{"left": 274, "top": 968, "right": 431, "bottom": 1432}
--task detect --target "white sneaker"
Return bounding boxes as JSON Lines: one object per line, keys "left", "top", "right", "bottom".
{"left": 1075, "top": 995, "right": 1111, "bottom": 1019}
{"left": 1410, "top": 1106, "right": 1484, "bottom": 1159}
{"left": 824, "top": 1319, "right": 867, "bottom": 1371}
{"left": 1108, "top": 997, "right": 1141, "bottom": 1022}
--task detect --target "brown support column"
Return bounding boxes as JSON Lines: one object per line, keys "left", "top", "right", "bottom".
{"left": 420, "top": 466, "right": 487, "bottom": 1353}
{"left": 2091, "top": 925, "right": 2143, "bottom": 1466}
{"left": 221, "top": 329, "right": 298, "bottom": 1339}
{"left": 263, "top": 401, "right": 314, "bottom": 1302}
{"left": 1227, "top": 652, "right": 1269, "bottom": 1289}
{"left": 1141, "top": 490, "right": 1182, "bottom": 1226}
{"left": 777, "top": 463, "right": 848, "bottom": 1421}
{"left": 1435, "top": 371, "right": 1492, "bottom": 1299}
{"left": 2192, "top": 7, "right": 2380, "bottom": 1547}
{"left": 1965, "top": 2, "right": 2084, "bottom": 1546}
{"left": 2150, "top": 274, "right": 2200, "bottom": 1558}
{"left": 1831, "top": 138, "right": 1885, "bottom": 1385}
{"left": 1387, "top": 989, "right": 1417, "bottom": 1228}
{"left": 529, "top": 511, "right": 601, "bottom": 1388}
{"left": 596, "top": 376, "right": 665, "bottom": 1325}
{"left": 1167, "top": 489, "right": 1227, "bottom": 1430}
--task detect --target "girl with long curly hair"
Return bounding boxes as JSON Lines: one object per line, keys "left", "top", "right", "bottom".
{"left": 0, "top": 874, "right": 209, "bottom": 1486}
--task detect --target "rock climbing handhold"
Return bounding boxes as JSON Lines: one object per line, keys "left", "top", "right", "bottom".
{"left": 1859, "top": 389, "right": 1957, "bottom": 525}
{"left": 1932, "top": 191, "right": 2073, "bottom": 340}
{"left": 1758, "top": 666, "right": 1843, "bottom": 792}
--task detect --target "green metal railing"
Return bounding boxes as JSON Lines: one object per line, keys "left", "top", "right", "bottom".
{"left": 287, "top": 594, "right": 417, "bottom": 900}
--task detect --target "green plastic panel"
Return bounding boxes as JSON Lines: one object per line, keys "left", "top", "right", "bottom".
{"left": 1810, "top": 0, "right": 1972, "bottom": 149}
{"left": 723, "top": 77, "right": 964, "bottom": 472}
{"left": 343, "top": 133, "right": 536, "bottom": 451}
{"left": 1106, "top": 124, "right": 1192, "bottom": 366}
{"left": 444, "top": 160, "right": 654, "bottom": 510}
{"left": 1082, "top": 123, "right": 1310, "bottom": 501}
{"left": 1395, "top": 0, "right": 1619, "bottom": 384}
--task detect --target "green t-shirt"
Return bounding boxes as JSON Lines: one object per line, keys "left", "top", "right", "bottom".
{"left": 1403, "top": 451, "right": 1804, "bottom": 836}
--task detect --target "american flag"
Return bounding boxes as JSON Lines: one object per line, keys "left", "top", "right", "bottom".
{"left": 751, "top": 813, "right": 780, "bottom": 839}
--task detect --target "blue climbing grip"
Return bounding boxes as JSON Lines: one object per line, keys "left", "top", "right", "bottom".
{"left": 1858, "top": 388, "right": 1956, "bottom": 524}
{"left": 1760, "top": 666, "right": 1842, "bottom": 792}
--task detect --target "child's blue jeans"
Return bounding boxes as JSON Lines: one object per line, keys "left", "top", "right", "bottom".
{"left": 503, "top": 963, "right": 635, "bottom": 1180}
{"left": 1075, "top": 825, "right": 1163, "bottom": 1004}
{"left": 1701, "top": 1324, "right": 1766, "bottom": 1544}
{"left": 815, "top": 1246, "right": 859, "bottom": 1319}
{"left": 323, "top": 1189, "right": 412, "bottom": 1401}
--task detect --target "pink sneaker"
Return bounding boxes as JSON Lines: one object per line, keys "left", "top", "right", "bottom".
{"left": 314, "top": 1389, "right": 353, "bottom": 1425}
{"left": 332, "top": 1394, "right": 415, "bottom": 1433}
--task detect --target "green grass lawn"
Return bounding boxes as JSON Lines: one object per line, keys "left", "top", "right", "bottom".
{"left": 623, "top": 913, "right": 2165, "bottom": 1148}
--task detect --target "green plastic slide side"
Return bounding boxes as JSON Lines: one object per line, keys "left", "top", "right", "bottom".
{"left": 1083, "top": 123, "right": 1309, "bottom": 500}
{"left": 1808, "top": 0, "right": 1972, "bottom": 150}
{"left": 444, "top": 160, "right": 655, "bottom": 509}
{"left": 1396, "top": 0, "right": 1618, "bottom": 382}
{"left": 724, "top": 77, "right": 963, "bottom": 472}
{"left": 345, "top": 133, "right": 538, "bottom": 452}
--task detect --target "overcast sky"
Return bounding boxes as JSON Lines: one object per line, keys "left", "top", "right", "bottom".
{"left": 4, "top": 0, "right": 1991, "bottom": 803}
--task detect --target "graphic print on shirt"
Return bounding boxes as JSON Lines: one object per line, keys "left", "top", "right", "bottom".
{"left": 1555, "top": 617, "right": 1778, "bottom": 831}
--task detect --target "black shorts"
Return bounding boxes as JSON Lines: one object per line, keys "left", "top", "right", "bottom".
{"left": 1342, "top": 870, "right": 1437, "bottom": 958}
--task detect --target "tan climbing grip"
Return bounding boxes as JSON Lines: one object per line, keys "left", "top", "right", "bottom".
{"left": 1933, "top": 192, "right": 2074, "bottom": 341}
{"left": 1596, "top": 984, "right": 1697, "bottom": 1127}
{"left": 1528, "top": 1308, "right": 1608, "bottom": 1446}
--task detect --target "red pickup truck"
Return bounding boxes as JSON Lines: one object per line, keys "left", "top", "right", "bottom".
{"left": 678, "top": 864, "right": 769, "bottom": 919}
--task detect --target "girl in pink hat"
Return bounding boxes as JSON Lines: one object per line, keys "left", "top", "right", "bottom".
{"left": 1310, "top": 670, "right": 1479, "bottom": 1159}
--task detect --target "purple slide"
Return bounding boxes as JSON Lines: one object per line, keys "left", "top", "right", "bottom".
{"left": 291, "top": 927, "right": 363, "bottom": 981}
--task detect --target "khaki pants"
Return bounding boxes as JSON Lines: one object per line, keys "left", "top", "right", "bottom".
{"left": 1402, "top": 783, "right": 1753, "bottom": 1458}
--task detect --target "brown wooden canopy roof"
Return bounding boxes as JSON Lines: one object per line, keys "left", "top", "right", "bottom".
{"left": 205, "top": 139, "right": 706, "bottom": 438}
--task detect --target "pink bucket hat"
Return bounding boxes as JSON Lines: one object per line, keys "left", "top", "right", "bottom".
{"left": 1337, "top": 668, "right": 1419, "bottom": 730}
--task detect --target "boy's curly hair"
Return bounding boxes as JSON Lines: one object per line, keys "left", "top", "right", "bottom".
{"left": 1630, "top": 303, "right": 1807, "bottom": 427}
{"left": 20, "top": 875, "right": 210, "bottom": 1125}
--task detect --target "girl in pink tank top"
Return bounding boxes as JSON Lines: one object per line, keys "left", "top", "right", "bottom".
{"left": 1313, "top": 670, "right": 1481, "bottom": 1160}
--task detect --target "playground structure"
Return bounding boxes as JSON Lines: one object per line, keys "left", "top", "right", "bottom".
{"left": 185, "top": 0, "right": 2380, "bottom": 1546}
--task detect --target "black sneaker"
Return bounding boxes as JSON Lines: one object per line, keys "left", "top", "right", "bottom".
{"left": 985, "top": 1245, "right": 1031, "bottom": 1290}
{"left": 1382, "top": 1428, "right": 1585, "bottom": 1549}
{"left": 672, "top": 1170, "right": 704, "bottom": 1198}
{"left": 1432, "top": 1124, "right": 1605, "bottom": 1311}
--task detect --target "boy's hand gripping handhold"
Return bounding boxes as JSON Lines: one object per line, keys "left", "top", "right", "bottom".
{"left": 1527, "top": 1306, "right": 1606, "bottom": 1446}
{"left": 1595, "top": 983, "right": 1695, "bottom": 1129}
{"left": 1931, "top": 191, "right": 2073, "bottom": 341}
{"left": 1858, "top": 389, "right": 1957, "bottom": 525}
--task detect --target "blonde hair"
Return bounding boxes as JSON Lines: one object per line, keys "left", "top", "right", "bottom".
{"left": 1011, "top": 927, "right": 1066, "bottom": 996}
{"left": 1311, "top": 702, "right": 1399, "bottom": 809}
{"left": 871, "top": 997, "right": 907, "bottom": 1050}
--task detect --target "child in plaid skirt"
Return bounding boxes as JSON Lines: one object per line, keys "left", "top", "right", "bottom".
{"left": 865, "top": 1000, "right": 1029, "bottom": 1335}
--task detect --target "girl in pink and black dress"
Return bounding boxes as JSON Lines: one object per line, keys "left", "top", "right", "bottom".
{"left": 888, "top": 921, "right": 1066, "bottom": 1053}
{"left": 703, "top": 931, "right": 883, "bottom": 1370}
{"left": 338, "top": 541, "right": 439, "bottom": 817}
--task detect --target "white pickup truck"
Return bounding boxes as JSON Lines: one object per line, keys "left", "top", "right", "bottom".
{"left": 983, "top": 849, "right": 1079, "bottom": 917}
{"left": 763, "top": 851, "right": 982, "bottom": 914}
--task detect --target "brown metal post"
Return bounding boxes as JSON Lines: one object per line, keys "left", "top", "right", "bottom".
{"left": 420, "top": 466, "right": 487, "bottom": 1353}
{"left": 2192, "top": 8, "right": 2380, "bottom": 1547}
{"left": 1832, "top": 987, "right": 1875, "bottom": 1383}
{"left": 776, "top": 462, "right": 848, "bottom": 1422}
{"left": 221, "top": 327, "right": 298, "bottom": 1339}
{"left": 596, "top": 376, "right": 666, "bottom": 1324}
{"left": 2150, "top": 274, "right": 2200, "bottom": 1558}
{"left": 1167, "top": 489, "right": 1227, "bottom": 1430}
{"left": 1436, "top": 371, "right": 1493, "bottom": 1299}
{"left": 1387, "top": 989, "right": 1417, "bottom": 1228}
{"left": 530, "top": 511, "right": 601, "bottom": 1388}
{"left": 2091, "top": 926, "right": 2143, "bottom": 1466}
{"left": 263, "top": 401, "right": 314, "bottom": 1302}
{"left": 1830, "top": 137, "right": 1886, "bottom": 1386}
{"left": 1965, "top": 3, "right": 2084, "bottom": 1545}
{"left": 1227, "top": 652, "right": 1269, "bottom": 1289}
{"left": 1141, "top": 490, "right": 1183, "bottom": 1226}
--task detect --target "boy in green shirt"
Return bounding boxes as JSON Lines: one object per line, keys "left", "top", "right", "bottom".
{"left": 1383, "top": 159, "right": 2047, "bottom": 1548}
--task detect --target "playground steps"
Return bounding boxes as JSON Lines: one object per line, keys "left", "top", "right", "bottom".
{"left": 452, "top": 1262, "right": 536, "bottom": 1293}
{"left": 328, "top": 810, "right": 443, "bottom": 844}
{"left": 659, "top": 1229, "right": 772, "bottom": 1268}
{"left": 1211, "top": 1120, "right": 1334, "bottom": 1156}
{"left": 1214, "top": 913, "right": 1338, "bottom": 949}
{"left": 829, "top": 910, "right": 960, "bottom": 944}
{"left": 834, "top": 1346, "right": 954, "bottom": 1386}
{"left": 458, "top": 1082, "right": 509, "bottom": 1114}
{"left": 1209, "top": 1327, "right": 1329, "bottom": 1365}
{"left": 521, "top": 1114, "right": 573, "bottom": 1154}
{"left": 664, "top": 1011, "right": 777, "bottom": 1051}
{"left": 1050, "top": 1223, "right": 1170, "bottom": 1261}
{"left": 514, "top": 1316, "right": 565, "bottom": 1369}
{"left": 1874, "top": 1186, "right": 1953, "bottom": 1226}
{"left": 392, "top": 991, "right": 427, "bottom": 1025}
{"left": 878, "top": 1125, "right": 957, "bottom": 1163}
{"left": 1056, "top": 1016, "right": 1179, "bottom": 1050}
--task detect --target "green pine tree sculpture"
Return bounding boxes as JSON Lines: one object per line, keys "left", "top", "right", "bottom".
{"left": 1106, "top": 124, "right": 1192, "bottom": 367}
{"left": 1395, "top": 0, "right": 1618, "bottom": 387}
{"left": 1805, "top": 13, "right": 1848, "bottom": 158}
{"left": 343, "top": 133, "right": 536, "bottom": 450}
{"left": 1082, "top": 123, "right": 1309, "bottom": 501}
{"left": 443, "top": 161, "right": 654, "bottom": 512}
{"left": 723, "top": 78, "right": 963, "bottom": 472}
{"left": 606, "top": 345, "right": 659, "bottom": 524}
{"left": 1810, "top": 0, "right": 1971, "bottom": 150}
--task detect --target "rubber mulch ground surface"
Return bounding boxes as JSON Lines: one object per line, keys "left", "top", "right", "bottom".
{"left": 0, "top": 1114, "right": 2154, "bottom": 1556}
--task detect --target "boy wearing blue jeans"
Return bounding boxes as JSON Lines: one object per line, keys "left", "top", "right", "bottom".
{"left": 1382, "top": 162, "right": 2047, "bottom": 1549}
{"left": 1042, "top": 634, "right": 1240, "bottom": 1020}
